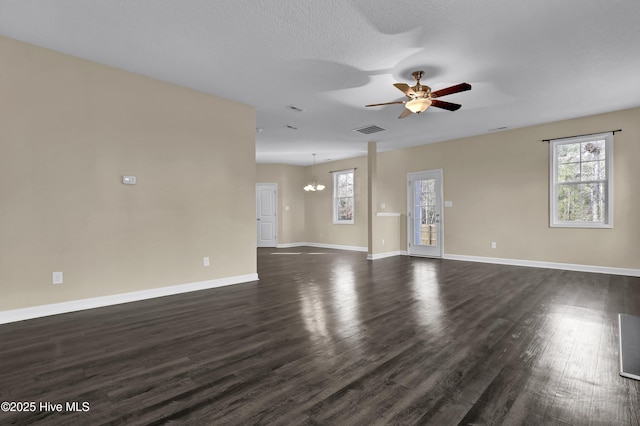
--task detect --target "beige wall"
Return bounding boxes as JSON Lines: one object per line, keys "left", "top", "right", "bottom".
{"left": 257, "top": 157, "right": 369, "bottom": 248}
{"left": 377, "top": 107, "right": 640, "bottom": 269}
{"left": 0, "top": 37, "right": 256, "bottom": 311}
{"left": 261, "top": 108, "right": 639, "bottom": 270}
{"left": 256, "top": 164, "right": 306, "bottom": 244}
{"left": 304, "top": 156, "right": 369, "bottom": 248}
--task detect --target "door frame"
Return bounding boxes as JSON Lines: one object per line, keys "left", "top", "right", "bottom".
{"left": 256, "top": 183, "right": 278, "bottom": 247}
{"left": 407, "top": 169, "right": 444, "bottom": 258}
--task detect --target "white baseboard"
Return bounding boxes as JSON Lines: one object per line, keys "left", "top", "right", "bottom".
{"left": 275, "top": 242, "right": 367, "bottom": 252}
{"left": 443, "top": 254, "right": 640, "bottom": 277}
{"left": 367, "top": 251, "right": 408, "bottom": 260}
{"left": 275, "top": 242, "right": 306, "bottom": 248}
{"left": 273, "top": 246, "right": 639, "bottom": 275}
{"left": 0, "top": 273, "right": 259, "bottom": 325}
{"left": 307, "top": 242, "right": 368, "bottom": 252}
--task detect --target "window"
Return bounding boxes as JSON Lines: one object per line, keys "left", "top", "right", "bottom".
{"left": 333, "top": 169, "right": 354, "bottom": 224}
{"left": 550, "top": 132, "right": 613, "bottom": 228}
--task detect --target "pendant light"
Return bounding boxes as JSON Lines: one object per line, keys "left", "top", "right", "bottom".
{"left": 304, "top": 153, "right": 325, "bottom": 192}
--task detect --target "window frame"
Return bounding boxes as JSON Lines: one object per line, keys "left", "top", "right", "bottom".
{"left": 332, "top": 169, "right": 355, "bottom": 225}
{"left": 549, "top": 132, "right": 613, "bottom": 228}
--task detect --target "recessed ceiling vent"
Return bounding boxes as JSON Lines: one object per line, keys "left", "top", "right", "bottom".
{"left": 353, "top": 124, "right": 386, "bottom": 135}
{"left": 286, "top": 105, "right": 306, "bottom": 112}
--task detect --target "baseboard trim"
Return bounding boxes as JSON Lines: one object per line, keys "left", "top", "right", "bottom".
{"left": 0, "top": 273, "right": 259, "bottom": 325}
{"left": 275, "top": 242, "right": 307, "bottom": 248}
{"left": 275, "top": 242, "right": 367, "bottom": 252}
{"left": 307, "top": 242, "right": 368, "bottom": 252}
{"left": 367, "top": 251, "right": 408, "bottom": 260}
{"left": 443, "top": 254, "right": 640, "bottom": 277}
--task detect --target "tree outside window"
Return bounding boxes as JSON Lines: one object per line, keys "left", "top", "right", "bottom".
{"left": 333, "top": 169, "right": 354, "bottom": 224}
{"left": 550, "top": 133, "right": 613, "bottom": 228}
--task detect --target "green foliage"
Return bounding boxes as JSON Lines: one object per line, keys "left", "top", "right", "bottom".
{"left": 556, "top": 140, "right": 606, "bottom": 223}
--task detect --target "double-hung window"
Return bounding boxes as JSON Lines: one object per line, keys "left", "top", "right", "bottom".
{"left": 333, "top": 169, "right": 355, "bottom": 224}
{"left": 550, "top": 132, "right": 613, "bottom": 228}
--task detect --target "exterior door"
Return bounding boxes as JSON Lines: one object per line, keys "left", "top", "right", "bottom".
{"left": 256, "top": 183, "right": 277, "bottom": 247}
{"left": 408, "top": 170, "right": 443, "bottom": 257}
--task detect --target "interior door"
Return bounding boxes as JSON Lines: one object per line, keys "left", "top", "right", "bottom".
{"left": 256, "top": 183, "right": 277, "bottom": 247}
{"left": 408, "top": 170, "right": 443, "bottom": 257}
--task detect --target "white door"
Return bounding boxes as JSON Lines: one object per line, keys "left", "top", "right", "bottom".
{"left": 408, "top": 170, "right": 443, "bottom": 257}
{"left": 256, "top": 184, "right": 277, "bottom": 247}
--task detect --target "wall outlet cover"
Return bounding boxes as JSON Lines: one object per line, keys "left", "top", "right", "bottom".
{"left": 122, "top": 176, "right": 137, "bottom": 185}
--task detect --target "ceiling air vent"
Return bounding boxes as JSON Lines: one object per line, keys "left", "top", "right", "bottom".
{"left": 286, "top": 105, "right": 306, "bottom": 113}
{"left": 353, "top": 124, "right": 386, "bottom": 135}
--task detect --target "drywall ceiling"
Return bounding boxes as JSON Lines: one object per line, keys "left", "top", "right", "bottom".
{"left": 1, "top": 0, "right": 639, "bottom": 165}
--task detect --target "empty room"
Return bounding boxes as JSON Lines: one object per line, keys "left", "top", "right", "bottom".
{"left": 1, "top": 1, "right": 639, "bottom": 424}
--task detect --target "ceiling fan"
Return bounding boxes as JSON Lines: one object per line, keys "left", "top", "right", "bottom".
{"left": 366, "top": 71, "right": 471, "bottom": 118}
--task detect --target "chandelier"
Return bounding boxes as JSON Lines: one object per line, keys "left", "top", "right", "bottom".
{"left": 303, "top": 153, "right": 325, "bottom": 191}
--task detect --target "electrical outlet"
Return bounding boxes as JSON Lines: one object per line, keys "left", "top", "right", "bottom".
{"left": 203, "top": 257, "right": 210, "bottom": 267}
{"left": 382, "top": 239, "right": 385, "bottom": 245}
{"left": 491, "top": 242, "right": 497, "bottom": 249}
{"left": 52, "top": 272, "right": 63, "bottom": 284}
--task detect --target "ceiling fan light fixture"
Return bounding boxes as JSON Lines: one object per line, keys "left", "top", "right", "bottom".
{"left": 406, "top": 98, "right": 432, "bottom": 113}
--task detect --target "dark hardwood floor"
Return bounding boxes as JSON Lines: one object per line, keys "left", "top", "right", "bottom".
{"left": 1, "top": 247, "right": 639, "bottom": 425}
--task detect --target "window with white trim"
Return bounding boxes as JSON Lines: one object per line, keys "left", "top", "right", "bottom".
{"left": 550, "top": 132, "right": 613, "bottom": 228}
{"left": 333, "top": 169, "right": 354, "bottom": 224}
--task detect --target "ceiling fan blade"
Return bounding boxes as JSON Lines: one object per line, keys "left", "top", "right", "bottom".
{"left": 431, "top": 99, "right": 462, "bottom": 111}
{"left": 431, "top": 82, "right": 472, "bottom": 98}
{"left": 393, "top": 83, "right": 415, "bottom": 97}
{"left": 398, "top": 108, "right": 413, "bottom": 119}
{"left": 365, "top": 100, "right": 406, "bottom": 107}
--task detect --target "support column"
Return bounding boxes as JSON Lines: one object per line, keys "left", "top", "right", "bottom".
{"left": 367, "top": 141, "right": 377, "bottom": 260}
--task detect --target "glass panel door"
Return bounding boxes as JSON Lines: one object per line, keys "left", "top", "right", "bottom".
{"left": 408, "top": 170, "right": 442, "bottom": 257}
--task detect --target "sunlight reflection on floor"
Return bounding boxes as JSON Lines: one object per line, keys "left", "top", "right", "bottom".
{"left": 411, "top": 262, "right": 445, "bottom": 336}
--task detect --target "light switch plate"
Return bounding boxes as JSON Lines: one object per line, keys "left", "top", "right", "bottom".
{"left": 122, "top": 176, "right": 137, "bottom": 185}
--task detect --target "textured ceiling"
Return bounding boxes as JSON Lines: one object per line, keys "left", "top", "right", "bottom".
{"left": 1, "top": 0, "right": 639, "bottom": 165}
